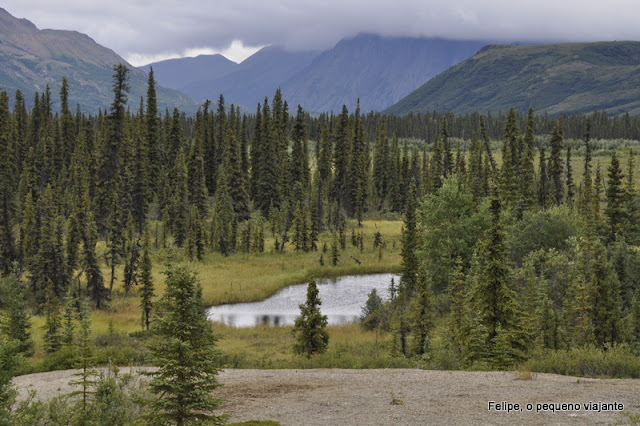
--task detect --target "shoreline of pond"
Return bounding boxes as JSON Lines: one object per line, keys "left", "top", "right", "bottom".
{"left": 208, "top": 272, "right": 400, "bottom": 327}
{"left": 204, "top": 264, "right": 401, "bottom": 309}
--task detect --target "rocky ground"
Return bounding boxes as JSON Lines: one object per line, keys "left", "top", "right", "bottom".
{"left": 13, "top": 368, "right": 640, "bottom": 425}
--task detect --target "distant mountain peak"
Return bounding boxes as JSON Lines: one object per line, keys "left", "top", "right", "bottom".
{"left": 0, "top": 8, "right": 197, "bottom": 113}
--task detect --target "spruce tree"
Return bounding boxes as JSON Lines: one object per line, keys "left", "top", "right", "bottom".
{"left": 96, "top": 65, "right": 128, "bottom": 230}
{"left": 566, "top": 144, "right": 575, "bottom": 206}
{"left": 145, "top": 266, "right": 226, "bottom": 425}
{"left": 1, "top": 274, "right": 34, "bottom": 356}
{"left": 291, "top": 105, "right": 310, "bottom": 194}
{"left": 293, "top": 280, "right": 329, "bottom": 357}
{"left": 211, "top": 166, "right": 236, "bottom": 256}
{"left": 186, "top": 205, "right": 206, "bottom": 261}
{"left": 605, "top": 152, "right": 626, "bottom": 243}
{"left": 548, "top": 120, "right": 564, "bottom": 206}
{"left": 84, "top": 210, "right": 108, "bottom": 309}
{"left": 223, "top": 114, "right": 250, "bottom": 221}
{"left": 145, "top": 67, "right": 161, "bottom": 195}
{"left": 139, "top": 232, "right": 155, "bottom": 331}
{"left": 0, "top": 91, "right": 16, "bottom": 276}
{"left": 69, "top": 296, "right": 97, "bottom": 419}
{"left": 408, "top": 274, "right": 434, "bottom": 356}
{"left": 449, "top": 257, "right": 468, "bottom": 355}
{"left": 518, "top": 107, "right": 537, "bottom": 213}
{"left": 372, "top": 122, "right": 389, "bottom": 208}
{"left": 538, "top": 146, "right": 551, "bottom": 209}
{"left": 332, "top": 105, "right": 351, "bottom": 213}
{"left": 42, "top": 279, "right": 62, "bottom": 353}
{"left": 400, "top": 183, "right": 419, "bottom": 294}
{"left": 350, "top": 101, "right": 368, "bottom": 224}
{"left": 168, "top": 150, "right": 189, "bottom": 247}
{"left": 469, "top": 199, "right": 526, "bottom": 366}
{"left": 0, "top": 340, "right": 22, "bottom": 423}
{"left": 499, "top": 108, "right": 520, "bottom": 207}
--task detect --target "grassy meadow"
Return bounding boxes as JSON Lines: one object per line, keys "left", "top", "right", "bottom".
{"left": 27, "top": 219, "right": 406, "bottom": 369}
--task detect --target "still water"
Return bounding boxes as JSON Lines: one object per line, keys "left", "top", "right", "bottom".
{"left": 207, "top": 273, "right": 398, "bottom": 327}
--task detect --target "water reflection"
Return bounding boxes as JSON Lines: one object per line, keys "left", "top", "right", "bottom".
{"left": 208, "top": 273, "right": 397, "bottom": 327}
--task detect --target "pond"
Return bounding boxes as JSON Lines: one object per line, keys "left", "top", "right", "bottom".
{"left": 207, "top": 273, "right": 399, "bottom": 327}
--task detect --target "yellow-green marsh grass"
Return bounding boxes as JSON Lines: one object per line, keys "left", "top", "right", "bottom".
{"left": 27, "top": 220, "right": 403, "bottom": 367}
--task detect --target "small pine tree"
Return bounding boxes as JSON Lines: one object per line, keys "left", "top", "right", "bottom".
{"left": 331, "top": 234, "right": 340, "bottom": 266}
{"left": 1, "top": 274, "right": 33, "bottom": 356}
{"left": 61, "top": 291, "right": 76, "bottom": 349}
{"left": 43, "top": 279, "right": 62, "bottom": 353}
{"left": 0, "top": 341, "right": 23, "bottom": 423}
{"left": 69, "top": 297, "right": 97, "bottom": 418}
{"left": 145, "top": 266, "right": 226, "bottom": 425}
{"left": 360, "top": 288, "right": 383, "bottom": 331}
{"left": 293, "top": 280, "right": 329, "bottom": 357}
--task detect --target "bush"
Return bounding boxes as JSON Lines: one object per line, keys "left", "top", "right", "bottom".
{"left": 508, "top": 207, "right": 578, "bottom": 265}
{"left": 523, "top": 345, "right": 640, "bottom": 378}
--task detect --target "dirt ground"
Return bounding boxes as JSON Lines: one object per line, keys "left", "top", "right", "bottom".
{"left": 13, "top": 368, "right": 640, "bottom": 425}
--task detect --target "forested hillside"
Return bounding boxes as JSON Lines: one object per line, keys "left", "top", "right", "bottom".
{"left": 387, "top": 41, "right": 640, "bottom": 116}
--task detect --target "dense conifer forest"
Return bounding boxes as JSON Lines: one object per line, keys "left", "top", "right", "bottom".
{"left": 2, "top": 65, "right": 640, "bottom": 422}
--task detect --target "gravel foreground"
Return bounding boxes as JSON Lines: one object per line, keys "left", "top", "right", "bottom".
{"left": 13, "top": 368, "right": 640, "bottom": 425}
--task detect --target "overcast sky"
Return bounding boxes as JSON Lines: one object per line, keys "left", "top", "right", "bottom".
{"left": 3, "top": 1, "right": 640, "bottom": 66}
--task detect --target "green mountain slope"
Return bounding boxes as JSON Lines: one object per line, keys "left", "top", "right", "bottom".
{"left": 0, "top": 8, "right": 197, "bottom": 113}
{"left": 386, "top": 42, "right": 640, "bottom": 116}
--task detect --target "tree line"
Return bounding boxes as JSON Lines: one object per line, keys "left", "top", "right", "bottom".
{"left": 1, "top": 63, "right": 640, "bottom": 374}
{"left": 364, "top": 107, "right": 640, "bottom": 369}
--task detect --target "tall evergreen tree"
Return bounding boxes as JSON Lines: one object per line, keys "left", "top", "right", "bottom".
{"left": 0, "top": 91, "right": 16, "bottom": 276}
{"left": 518, "top": 108, "right": 536, "bottom": 213}
{"left": 139, "top": 231, "right": 154, "bottom": 331}
{"left": 223, "top": 111, "right": 250, "bottom": 221}
{"left": 211, "top": 165, "right": 235, "bottom": 256}
{"left": 469, "top": 199, "right": 526, "bottom": 367}
{"left": 168, "top": 150, "right": 189, "bottom": 247}
{"left": 605, "top": 152, "right": 625, "bottom": 243}
{"left": 408, "top": 274, "right": 434, "bottom": 356}
{"left": 566, "top": 144, "right": 575, "bottom": 206}
{"left": 291, "top": 105, "right": 310, "bottom": 196}
{"left": 372, "top": 122, "right": 390, "bottom": 208}
{"left": 400, "top": 183, "right": 419, "bottom": 295}
{"left": 96, "top": 65, "right": 129, "bottom": 229}
{"left": 350, "top": 101, "right": 368, "bottom": 224}
{"left": 332, "top": 105, "right": 351, "bottom": 213}
{"left": 548, "top": 120, "right": 565, "bottom": 206}
{"left": 145, "top": 67, "right": 161, "bottom": 195}
{"left": 187, "top": 134, "right": 209, "bottom": 219}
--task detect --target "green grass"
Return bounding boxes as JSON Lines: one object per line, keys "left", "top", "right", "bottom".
{"left": 28, "top": 219, "right": 404, "bottom": 368}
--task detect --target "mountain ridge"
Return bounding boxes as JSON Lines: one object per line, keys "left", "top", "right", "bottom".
{"left": 0, "top": 8, "right": 198, "bottom": 113}
{"left": 142, "top": 34, "right": 487, "bottom": 112}
{"left": 386, "top": 41, "right": 640, "bottom": 116}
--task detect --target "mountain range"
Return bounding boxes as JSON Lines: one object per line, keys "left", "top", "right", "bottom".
{"left": 386, "top": 41, "right": 640, "bottom": 116}
{"left": 144, "top": 34, "right": 486, "bottom": 113}
{"left": 3, "top": 7, "right": 640, "bottom": 117}
{"left": 0, "top": 8, "right": 197, "bottom": 113}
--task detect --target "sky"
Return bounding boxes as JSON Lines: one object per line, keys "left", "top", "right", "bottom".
{"left": 3, "top": 1, "right": 640, "bottom": 66}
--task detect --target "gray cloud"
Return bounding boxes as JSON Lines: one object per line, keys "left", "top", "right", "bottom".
{"left": 5, "top": 0, "right": 640, "bottom": 63}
